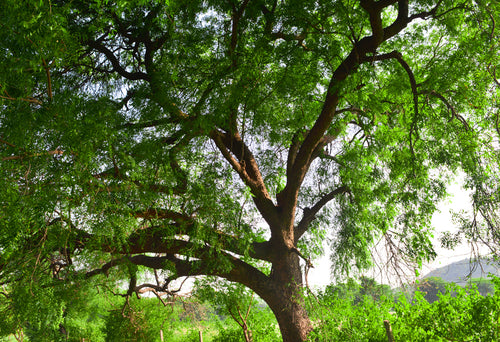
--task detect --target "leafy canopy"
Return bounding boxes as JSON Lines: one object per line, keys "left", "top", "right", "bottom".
{"left": 0, "top": 0, "right": 499, "bottom": 339}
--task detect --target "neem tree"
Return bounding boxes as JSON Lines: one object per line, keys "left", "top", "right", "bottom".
{"left": 0, "top": 1, "right": 498, "bottom": 341}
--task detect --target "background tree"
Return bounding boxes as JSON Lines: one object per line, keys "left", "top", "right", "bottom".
{"left": 0, "top": 1, "right": 499, "bottom": 341}
{"left": 416, "top": 276, "right": 448, "bottom": 303}
{"left": 358, "top": 276, "right": 393, "bottom": 302}
{"left": 322, "top": 276, "right": 394, "bottom": 304}
{"left": 195, "top": 278, "right": 280, "bottom": 342}
{"left": 468, "top": 278, "right": 495, "bottom": 296}
{"left": 196, "top": 281, "right": 257, "bottom": 342}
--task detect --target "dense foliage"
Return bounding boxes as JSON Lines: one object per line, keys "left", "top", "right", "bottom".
{"left": 1, "top": 276, "right": 497, "bottom": 341}
{"left": 1, "top": 0, "right": 499, "bottom": 340}
{"left": 310, "top": 277, "right": 500, "bottom": 342}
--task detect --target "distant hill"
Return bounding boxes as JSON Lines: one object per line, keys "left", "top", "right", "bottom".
{"left": 423, "top": 258, "right": 500, "bottom": 285}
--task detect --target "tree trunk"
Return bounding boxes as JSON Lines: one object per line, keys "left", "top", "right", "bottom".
{"left": 242, "top": 326, "right": 253, "bottom": 342}
{"left": 260, "top": 250, "right": 313, "bottom": 342}
{"left": 271, "top": 294, "right": 313, "bottom": 342}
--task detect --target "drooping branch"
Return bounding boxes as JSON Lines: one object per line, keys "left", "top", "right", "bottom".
{"left": 422, "top": 90, "right": 470, "bottom": 131}
{"left": 371, "top": 50, "right": 419, "bottom": 152}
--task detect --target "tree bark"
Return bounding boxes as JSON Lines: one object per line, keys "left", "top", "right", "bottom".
{"left": 270, "top": 293, "right": 312, "bottom": 342}
{"left": 258, "top": 250, "right": 313, "bottom": 342}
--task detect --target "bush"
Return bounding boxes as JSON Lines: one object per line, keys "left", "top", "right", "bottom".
{"left": 393, "top": 278, "right": 500, "bottom": 341}
{"left": 308, "top": 277, "right": 500, "bottom": 342}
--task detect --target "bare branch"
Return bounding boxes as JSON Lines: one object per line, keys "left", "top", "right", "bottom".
{"left": 2, "top": 149, "right": 64, "bottom": 161}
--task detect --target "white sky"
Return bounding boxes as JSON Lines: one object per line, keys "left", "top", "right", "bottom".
{"left": 307, "top": 175, "right": 488, "bottom": 288}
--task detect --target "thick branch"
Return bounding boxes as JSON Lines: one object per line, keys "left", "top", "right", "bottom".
{"left": 360, "top": 0, "right": 385, "bottom": 45}
{"left": 278, "top": 1, "right": 416, "bottom": 215}
{"left": 125, "top": 224, "right": 272, "bottom": 262}
{"left": 84, "top": 249, "right": 271, "bottom": 303}
{"left": 230, "top": 0, "right": 251, "bottom": 56}
{"left": 41, "top": 211, "right": 272, "bottom": 264}
{"left": 86, "top": 39, "right": 151, "bottom": 81}
{"left": 210, "top": 129, "right": 279, "bottom": 227}
{"left": 286, "top": 130, "right": 303, "bottom": 178}
{"left": 278, "top": 93, "right": 339, "bottom": 210}
{"left": 382, "top": 0, "right": 410, "bottom": 40}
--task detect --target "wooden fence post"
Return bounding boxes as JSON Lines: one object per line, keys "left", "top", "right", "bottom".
{"left": 384, "top": 320, "right": 395, "bottom": 342}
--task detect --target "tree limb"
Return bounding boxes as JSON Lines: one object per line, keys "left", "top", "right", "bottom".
{"left": 1, "top": 149, "right": 64, "bottom": 161}
{"left": 210, "top": 129, "right": 279, "bottom": 227}
{"left": 295, "top": 185, "right": 350, "bottom": 241}
{"left": 277, "top": 0, "right": 415, "bottom": 217}
{"left": 422, "top": 90, "right": 470, "bottom": 130}
{"left": 124, "top": 222, "right": 273, "bottom": 262}
{"left": 84, "top": 251, "right": 271, "bottom": 303}
{"left": 370, "top": 50, "right": 419, "bottom": 152}
{"left": 86, "top": 39, "right": 151, "bottom": 81}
